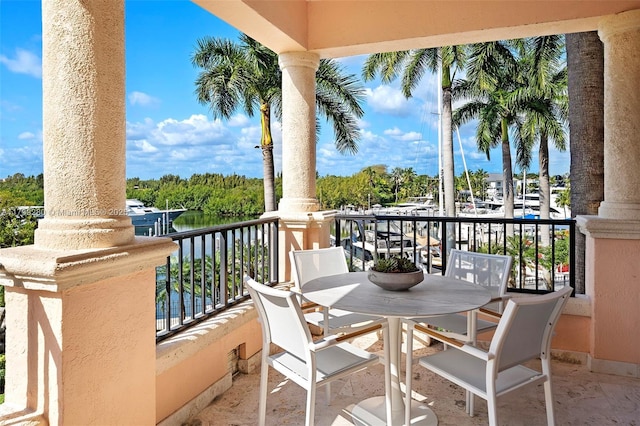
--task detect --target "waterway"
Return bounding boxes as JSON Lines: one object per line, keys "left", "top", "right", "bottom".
{"left": 135, "top": 210, "right": 258, "bottom": 236}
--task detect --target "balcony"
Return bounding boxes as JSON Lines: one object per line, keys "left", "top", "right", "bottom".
{"left": 1, "top": 1, "right": 640, "bottom": 425}
{"left": 150, "top": 216, "right": 596, "bottom": 425}
{"left": 147, "top": 215, "right": 629, "bottom": 424}
{"left": 191, "top": 333, "right": 639, "bottom": 425}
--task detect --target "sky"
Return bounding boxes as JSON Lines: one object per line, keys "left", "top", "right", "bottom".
{"left": 0, "top": 0, "right": 570, "bottom": 181}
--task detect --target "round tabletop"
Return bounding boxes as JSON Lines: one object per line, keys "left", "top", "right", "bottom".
{"left": 303, "top": 271, "right": 491, "bottom": 318}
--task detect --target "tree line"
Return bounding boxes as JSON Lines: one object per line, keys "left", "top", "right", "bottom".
{"left": 2, "top": 167, "right": 564, "bottom": 227}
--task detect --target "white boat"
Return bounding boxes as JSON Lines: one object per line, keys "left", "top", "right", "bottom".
{"left": 126, "top": 199, "right": 186, "bottom": 227}
{"left": 338, "top": 219, "right": 438, "bottom": 271}
{"left": 374, "top": 195, "right": 438, "bottom": 216}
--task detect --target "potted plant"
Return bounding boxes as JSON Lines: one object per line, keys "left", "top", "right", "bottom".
{"left": 368, "top": 255, "right": 424, "bottom": 291}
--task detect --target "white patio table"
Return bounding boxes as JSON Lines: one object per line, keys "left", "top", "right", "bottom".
{"left": 302, "top": 271, "right": 491, "bottom": 426}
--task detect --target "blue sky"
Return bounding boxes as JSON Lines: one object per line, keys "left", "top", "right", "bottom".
{"left": 0, "top": 0, "right": 570, "bottom": 181}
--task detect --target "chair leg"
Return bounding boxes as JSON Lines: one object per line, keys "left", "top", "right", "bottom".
{"left": 324, "top": 319, "right": 331, "bottom": 405}
{"left": 383, "top": 325, "right": 392, "bottom": 426}
{"left": 306, "top": 385, "right": 316, "bottom": 426}
{"left": 466, "top": 310, "right": 477, "bottom": 416}
{"left": 258, "top": 359, "right": 269, "bottom": 426}
{"left": 404, "top": 325, "right": 414, "bottom": 426}
{"left": 486, "top": 390, "right": 498, "bottom": 426}
{"left": 542, "top": 359, "right": 556, "bottom": 426}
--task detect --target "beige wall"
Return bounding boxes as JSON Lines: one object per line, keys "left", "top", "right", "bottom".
{"left": 588, "top": 238, "right": 640, "bottom": 365}
{"left": 3, "top": 268, "right": 157, "bottom": 425}
{"left": 155, "top": 301, "right": 263, "bottom": 423}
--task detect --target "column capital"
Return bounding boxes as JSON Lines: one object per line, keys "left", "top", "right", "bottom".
{"left": 0, "top": 237, "right": 176, "bottom": 292}
{"left": 599, "top": 9, "right": 640, "bottom": 41}
{"left": 576, "top": 214, "right": 640, "bottom": 240}
{"left": 278, "top": 51, "right": 320, "bottom": 71}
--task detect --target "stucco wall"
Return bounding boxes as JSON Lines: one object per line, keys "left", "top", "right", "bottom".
{"left": 588, "top": 238, "right": 640, "bottom": 365}
{"left": 155, "top": 300, "right": 262, "bottom": 424}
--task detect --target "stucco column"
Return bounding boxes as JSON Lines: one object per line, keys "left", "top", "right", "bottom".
{"left": 35, "top": 0, "right": 134, "bottom": 250}
{"left": 597, "top": 10, "right": 640, "bottom": 220}
{"left": 265, "top": 52, "right": 336, "bottom": 283}
{"left": 0, "top": 1, "right": 178, "bottom": 424}
{"left": 278, "top": 52, "right": 320, "bottom": 213}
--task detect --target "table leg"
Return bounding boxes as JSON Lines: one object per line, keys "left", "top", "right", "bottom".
{"left": 350, "top": 317, "right": 438, "bottom": 426}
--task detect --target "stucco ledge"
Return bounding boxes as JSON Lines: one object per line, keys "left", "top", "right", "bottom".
{"left": 564, "top": 293, "right": 591, "bottom": 317}
{"left": 0, "top": 236, "right": 177, "bottom": 292}
{"left": 156, "top": 296, "right": 258, "bottom": 375}
{"left": 576, "top": 215, "right": 640, "bottom": 239}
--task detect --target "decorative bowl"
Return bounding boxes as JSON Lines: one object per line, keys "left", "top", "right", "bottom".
{"left": 367, "top": 270, "right": 424, "bottom": 291}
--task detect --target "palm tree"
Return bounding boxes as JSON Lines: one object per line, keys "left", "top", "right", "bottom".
{"left": 517, "top": 36, "right": 568, "bottom": 244}
{"left": 390, "top": 167, "right": 403, "bottom": 203}
{"left": 453, "top": 41, "right": 524, "bottom": 220}
{"left": 362, "top": 46, "right": 466, "bottom": 217}
{"left": 566, "top": 31, "right": 604, "bottom": 294}
{"left": 192, "top": 34, "right": 365, "bottom": 212}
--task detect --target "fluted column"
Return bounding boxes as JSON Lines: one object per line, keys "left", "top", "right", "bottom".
{"left": 278, "top": 52, "right": 320, "bottom": 213}
{"left": 35, "top": 0, "right": 134, "bottom": 250}
{"left": 597, "top": 10, "right": 640, "bottom": 220}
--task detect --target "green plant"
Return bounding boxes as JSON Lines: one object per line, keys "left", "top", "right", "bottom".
{"left": 371, "top": 255, "right": 419, "bottom": 273}
{"left": 0, "top": 353, "right": 5, "bottom": 396}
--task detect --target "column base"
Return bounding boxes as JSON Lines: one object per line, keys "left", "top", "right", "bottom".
{"left": 0, "top": 236, "right": 176, "bottom": 291}
{"left": 576, "top": 214, "right": 640, "bottom": 239}
{"left": 35, "top": 216, "right": 134, "bottom": 250}
{"left": 277, "top": 197, "right": 320, "bottom": 213}
{"left": 598, "top": 201, "right": 640, "bottom": 221}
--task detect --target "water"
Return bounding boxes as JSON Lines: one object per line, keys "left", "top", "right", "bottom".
{"left": 135, "top": 210, "right": 258, "bottom": 236}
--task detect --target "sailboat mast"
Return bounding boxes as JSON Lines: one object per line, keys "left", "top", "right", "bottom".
{"left": 437, "top": 48, "right": 444, "bottom": 217}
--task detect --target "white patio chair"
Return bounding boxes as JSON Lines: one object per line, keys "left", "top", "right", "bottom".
{"left": 404, "top": 249, "right": 512, "bottom": 414}
{"left": 407, "top": 249, "right": 513, "bottom": 345}
{"left": 245, "top": 276, "right": 391, "bottom": 426}
{"left": 289, "top": 247, "right": 386, "bottom": 335}
{"left": 404, "top": 286, "right": 572, "bottom": 426}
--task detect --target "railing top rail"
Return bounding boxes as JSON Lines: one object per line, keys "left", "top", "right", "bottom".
{"left": 334, "top": 213, "right": 575, "bottom": 226}
{"left": 166, "top": 217, "right": 278, "bottom": 240}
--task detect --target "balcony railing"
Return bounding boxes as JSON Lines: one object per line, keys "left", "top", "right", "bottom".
{"left": 155, "top": 217, "right": 279, "bottom": 342}
{"left": 154, "top": 212, "right": 575, "bottom": 341}
{"left": 334, "top": 213, "right": 575, "bottom": 295}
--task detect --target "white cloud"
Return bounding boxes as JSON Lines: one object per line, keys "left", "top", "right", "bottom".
{"left": 383, "top": 127, "right": 422, "bottom": 142}
{"left": 128, "top": 91, "right": 160, "bottom": 107}
{"left": 130, "top": 139, "right": 158, "bottom": 153}
{"left": 18, "top": 131, "right": 36, "bottom": 140}
{"left": 365, "top": 85, "right": 414, "bottom": 116}
{"left": 124, "top": 114, "right": 268, "bottom": 179}
{"left": 228, "top": 114, "right": 250, "bottom": 127}
{"left": 0, "top": 49, "right": 42, "bottom": 78}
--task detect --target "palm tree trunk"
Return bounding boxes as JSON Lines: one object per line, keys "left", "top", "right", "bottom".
{"left": 260, "top": 104, "right": 276, "bottom": 212}
{"left": 442, "top": 80, "right": 455, "bottom": 217}
{"left": 567, "top": 31, "right": 604, "bottom": 294}
{"left": 539, "top": 132, "right": 551, "bottom": 246}
{"left": 501, "top": 119, "right": 515, "bottom": 219}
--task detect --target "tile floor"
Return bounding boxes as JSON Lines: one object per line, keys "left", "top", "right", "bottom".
{"left": 189, "top": 334, "right": 640, "bottom": 426}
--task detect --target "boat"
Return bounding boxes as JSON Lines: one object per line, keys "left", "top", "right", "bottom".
{"left": 382, "top": 196, "right": 438, "bottom": 216}
{"left": 336, "top": 219, "right": 438, "bottom": 272}
{"left": 126, "top": 199, "right": 186, "bottom": 227}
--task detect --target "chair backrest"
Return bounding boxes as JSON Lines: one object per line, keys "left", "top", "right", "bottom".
{"left": 445, "top": 249, "right": 513, "bottom": 298}
{"left": 489, "top": 286, "right": 572, "bottom": 372}
{"left": 289, "top": 247, "right": 350, "bottom": 292}
{"left": 245, "top": 276, "right": 313, "bottom": 361}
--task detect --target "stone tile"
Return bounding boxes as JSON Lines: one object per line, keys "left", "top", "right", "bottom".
{"left": 190, "top": 336, "right": 640, "bottom": 426}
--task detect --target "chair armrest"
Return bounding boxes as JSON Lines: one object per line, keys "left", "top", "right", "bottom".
{"left": 310, "top": 323, "right": 385, "bottom": 351}
{"left": 413, "top": 323, "right": 492, "bottom": 360}
{"left": 301, "top": 301, "right": 322, "bottom": 311}
{"left": 478, "top": 307, "right": 502, "bottom": 320}
{"left": 478, "top": 295, "right": 511, "bottom": 320}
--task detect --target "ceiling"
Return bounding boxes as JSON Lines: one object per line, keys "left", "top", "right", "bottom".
{"left": 193, "top": 0, "right": 640, "bottom": 57}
